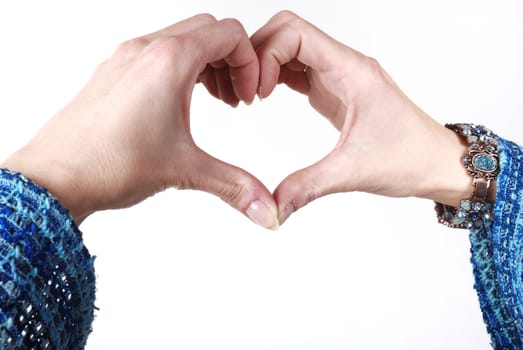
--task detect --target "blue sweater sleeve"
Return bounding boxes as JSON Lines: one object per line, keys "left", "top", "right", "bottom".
{"left": 0, "top": 169, "right": 95, "bottom": 349}
{"left": 469, "top": 136, "right": 523, "bottom": 349}
{"left": 0, "top": 139, "right": 520, "bottom": 349}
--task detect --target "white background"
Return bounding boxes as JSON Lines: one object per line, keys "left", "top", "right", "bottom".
{"left": 1, "top": 1, "right": 522, "bottom": 349}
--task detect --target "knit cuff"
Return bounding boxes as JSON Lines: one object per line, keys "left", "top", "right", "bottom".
{"left": 0, "top": 169, "right": 96, "bottom": 349}
{"left": 469, "top": 136, "right": 523, "bottom": 349}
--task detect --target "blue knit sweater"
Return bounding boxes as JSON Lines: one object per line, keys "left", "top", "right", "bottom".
{"left": 470, "top": 136, "right": 523, "bottom": 349}
{"left": 0, "top": 169, "right": 95, "bottom": 349}
{"left": 0, "top": 136, "right": 521, "bottom": 349}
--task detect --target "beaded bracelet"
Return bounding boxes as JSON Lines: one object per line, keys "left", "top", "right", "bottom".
{"left": 435, "top": 123, "right": 499, "bottom": 229}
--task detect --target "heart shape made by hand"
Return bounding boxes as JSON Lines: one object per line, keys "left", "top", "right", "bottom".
{"left": 186, "top": 11, "right": 457, "bottom": 230}
{"left": 1, "top": 11, "right": 457, "bottom": 231}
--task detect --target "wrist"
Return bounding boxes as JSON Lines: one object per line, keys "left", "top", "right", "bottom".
{"left": 432, "top": 123, "right": 499, "bottom": 228}
{"left": 415, "top": 124, "right": 476, "bottom": 207}
{"left": 1, "top": 146, "right": 91, "bottom": 224}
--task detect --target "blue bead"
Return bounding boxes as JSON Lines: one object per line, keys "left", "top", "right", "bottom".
{"left": 473, "top": 153, "right": 497, "bottom": 172}
{"left": 442, "top": 212, "right": 453, "bottom": 219}
{"left": 481, "top": 202, "right": 493, "bottom": 212}
{"left": 475, "top": 127, "right": 485, "bottom": 134}
{"left": 461, "top": 200, "right": 471, "bottom": 211}
{"left": 453, "top": 217, "right": 466, "bottom": 225}
{"left": 470, "top": 212, "right": 479, "bottom": 220}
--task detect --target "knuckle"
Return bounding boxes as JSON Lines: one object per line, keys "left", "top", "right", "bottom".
{"left": 305, "top": 189, "right": 321, "bottom": 205}
{"left": 146, "top": 36, "right": 188, "bottom": 65}
{"left": 218, "top": 182, "right": 245, "bottom": 206}
{"left": 365, "top": 56, "right": 381, "bottom": 70}
{"left": 271, "top": 10, "right": 305, "bottom": 33}
{"left": 274, "top": 10, "right": 299, "bottom": 23}
{"left": 358, "top": 55, "right": 389, "bottom": 84}
{"left": 293, "top": 178, "right": 320, "bottom": 206}
{"left": 194, "top": 13, "right": 217, "bottom": 24}
{"left": 115, "top": 37, "right": 148, "bottom": 57}
{"left": 160, "top": 36, "right": 187, "bottom": 53}
{"left": 215, "top": 18, "right": 247, "bottom": 44}
{"left": 277, "top": 10, "right": 305, "bottom": 30}
{"left": 219, "top": 17, "right": 244, "bottom": 32}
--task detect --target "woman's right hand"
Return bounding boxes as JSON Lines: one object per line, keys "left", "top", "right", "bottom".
{"left": 252, "top": 11, "right": 472, "bottom": 224}
{"left": 1, "top": 14, "right": 279, "bottom": 229}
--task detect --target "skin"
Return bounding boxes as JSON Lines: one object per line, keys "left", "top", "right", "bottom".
{"left": 1, "top": 11, "right": 493, "bottom": 229}
{"left": 0, "top": 14, "right": 279, "bottom": 229}
{"left": 251, "top": 11, "right": 494, "bottom": 224}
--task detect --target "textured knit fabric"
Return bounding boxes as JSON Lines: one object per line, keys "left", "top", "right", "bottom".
{"left": 0, "top": 139, "right": 521, "bottom": 350}
{"left": 469, "top": 136, "right": 523, "bottom": 349}
{"left": 0, "top": 169, "right": 95, "bottom": 349}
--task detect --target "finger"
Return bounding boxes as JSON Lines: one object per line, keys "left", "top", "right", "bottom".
{"left": 144, "top": 13, "right": 217, "bottom": 41}
{"left": 285, "top": 58, "right": 308, "bottom": 72}
{"left": 188, "top": 147, "right": 279, "bottom": 230}
{"left": 273, "top": 150, "right": 349, "bottom": 225}
{"left": 198, "top": 64, "right": 220, "bottom": 100}
{"left": 251, "top": 10, "right": 353, "bottom": 98}
{"left": 185, "top": 18, "right": 259, "bottom": 103}
{"left": 145, "top": 13, "right": 220, "bottom": 95}
{"left": 112, "top": 14, "right": 220, "bottom": 68}
{"left": 278, "top": 66, "right": 309, "bottom": 95}
{"left": 208, "top": 60, "right": 241, "bottom": 106}
{"left": 197, "top": 64, "right": 240, "bottom": 107}
{"left": 214, "top": 66, "right": 240, "bottom": 107}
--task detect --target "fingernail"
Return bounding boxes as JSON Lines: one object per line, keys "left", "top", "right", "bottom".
{"left": 246, "top": 200, "right": 279, "bottom": 230}
{"left": 257, "top": 86, "right": 263, "bottom": 102}
{"left": 244, "top": 99, "right": 253, "bottom": 106}
{"left": 278, "top": 203, "right": 295, "bottom": 225}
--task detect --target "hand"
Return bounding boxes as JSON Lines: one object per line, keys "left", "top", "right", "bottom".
{"left": 252, "top": 11, "right": 472, "bottom": 224}
{"left": 1, "top": 14, "right": 279, "bottom": 229}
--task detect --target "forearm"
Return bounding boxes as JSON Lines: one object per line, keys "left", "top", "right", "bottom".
{"left": 0, "top": 169, "right": 96, "bottom": 349}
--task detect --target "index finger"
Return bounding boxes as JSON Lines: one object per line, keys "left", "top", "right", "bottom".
{"left": 251, "top": 11, "right": 355, "bottom": 98}
{"left": 186, "top": 18, "right": 259, "bottom": 102}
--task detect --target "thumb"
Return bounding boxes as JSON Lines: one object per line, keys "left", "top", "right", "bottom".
{"left": 274, "top": 150, "right": 348, "bottom": 225}
{"left": 187, "top": 148, "right": 279, "bottom": 230}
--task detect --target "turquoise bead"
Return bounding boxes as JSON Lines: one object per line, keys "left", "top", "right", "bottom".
{"left": 461, "top": 200, "right": 471, "bottom": 211}
{"left": 452, "top": 217, "right": 466, "bottom": 225}
{"left": 482, "top": 203, "right": 493, "bottom": 212}
{"left": 473, "top": 153, "right": 497, "bottom": 172}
